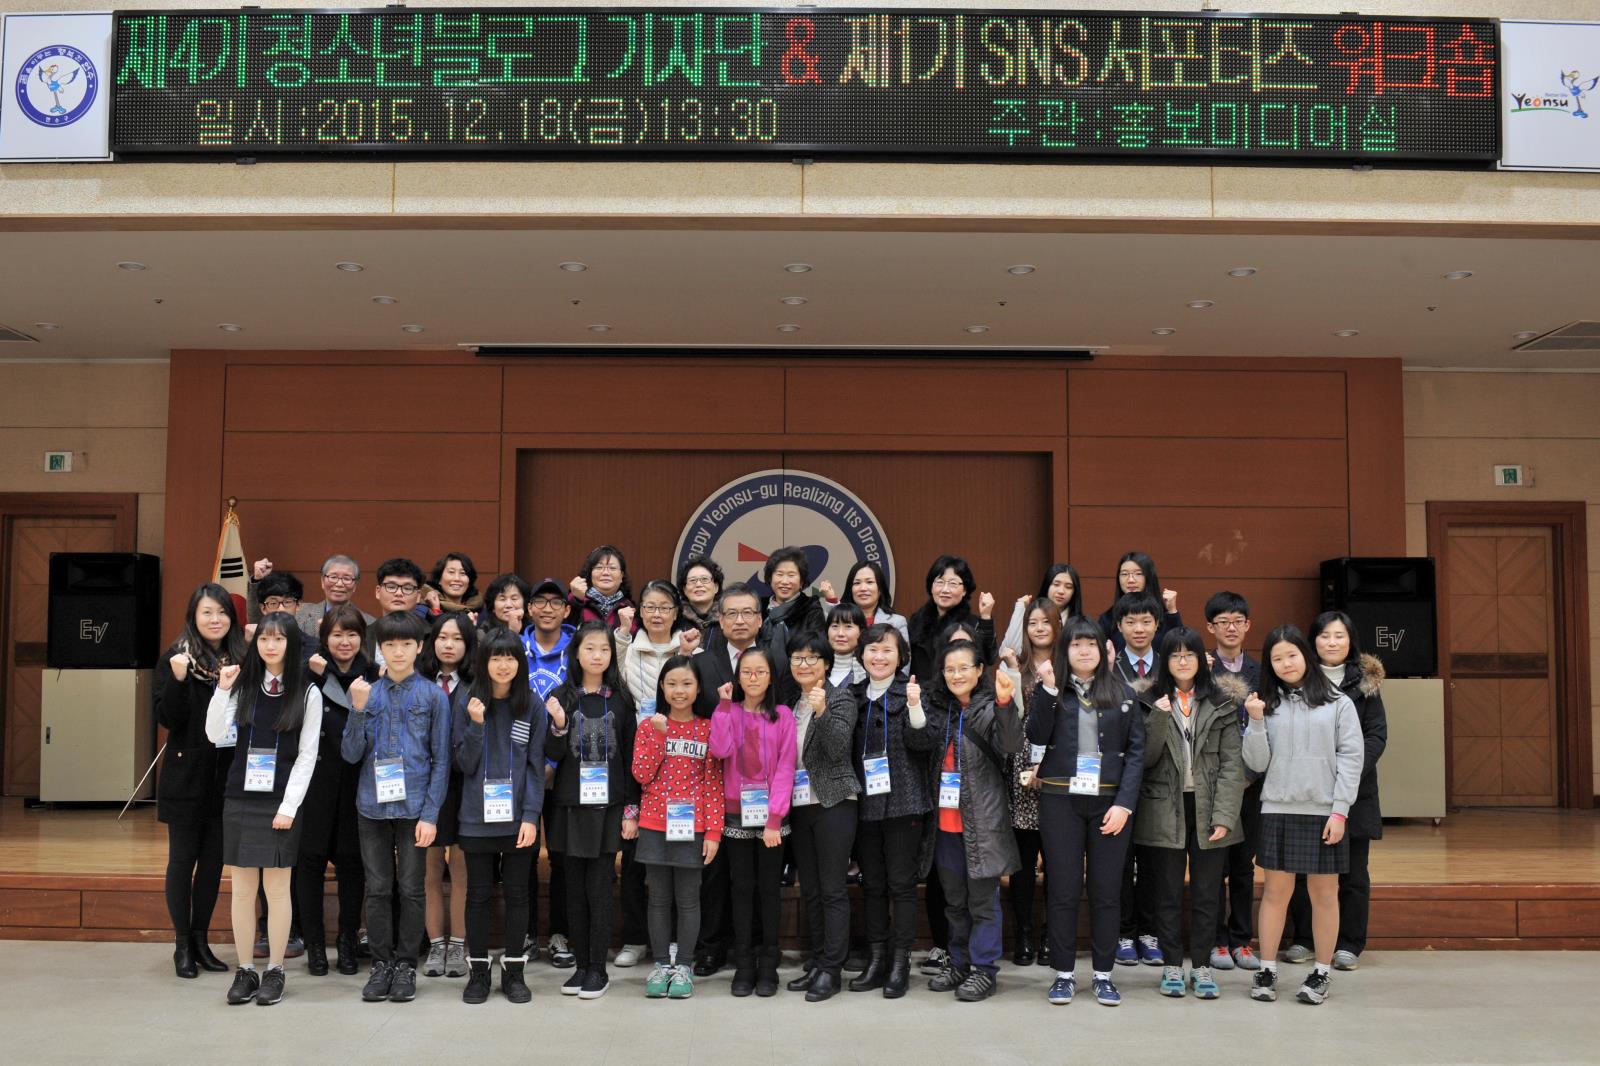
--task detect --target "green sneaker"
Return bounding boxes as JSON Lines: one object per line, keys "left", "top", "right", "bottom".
{"left": 667, "top": 964, "right": 694, "bottom": 999}
{"left": 645, "top": 963, "right": 673, "bottom": 999}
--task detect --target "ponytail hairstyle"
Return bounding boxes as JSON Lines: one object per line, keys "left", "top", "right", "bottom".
{"left": 235, "top": 612, "right": 310, "bottom": 732}
{"left": 652, "top": 653, "right": 699, "bottom": 716}
{"left": 1258, "top": 624, "right": 1337, "bottom": 713}
{"left": 732, "top": 645, "right": 778, "bottom": 721}
{"left": 1149, "top": 626, "right": 1216, "bottom": 704}
{"left": 468, "top": 627, "right": 532, "bottom": 722}
{"left": 1054, "top": 615, "right": 1126, "bottom": 710}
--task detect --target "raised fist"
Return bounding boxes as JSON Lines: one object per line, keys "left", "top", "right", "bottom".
{"left": 818, "top": 579, "right": 837, "bottom": 604}
{"left": 570, "top": 575, "right": 589, "bottom": 598}
{"left": 1162, "top": 587, "right": 1179, "bottom": 614}
{"left": 617, "top": 605, "right": 636, "bottom": 631}
{"left": 252, "top": 558, "right": 274, "bottom": 581}
{"left": 678, "top": 628, "right": 702, "bottom": 656}
{"left": 1155, "top": 694, "right": 1172, "bottom": 713}
{"left": 545, "top": 695, "right": 567, "bottom": 729}
{"left": 217, "top": 663, "right": 241, "bottom": 691}
{"left": 978, "top": 592, "right": 995, "bottom": 619}
{"left": 1037, "top": 659, "right": 1056, "bottom": 690}
{"left": 169, "top": 651, "right": 191, "bottom": 682}
{"left": 994, "top": 667, "right": 1015, "bottom": 705}
{"left": 467, "top": 697, "right": 486, "bottom": 724}
{"left": 1245, "top": 692, "right": 1266, "bottom": 721}
{"left": 349, "top": 676, "right": 372, "bottom": 711}
{"left": 650, "top": 713, "right": 669, "bottom": 734}
{"left": 307, "top": 653, "right": 327, "bottom": 676}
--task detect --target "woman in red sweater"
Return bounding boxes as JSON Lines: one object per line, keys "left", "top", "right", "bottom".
{"left": 632, "top": 654, "right": 724, "bottom": 1000}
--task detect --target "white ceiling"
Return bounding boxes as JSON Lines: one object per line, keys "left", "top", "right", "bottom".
{"left": 1, "top": 225, "right": 1596, "bottom": 367}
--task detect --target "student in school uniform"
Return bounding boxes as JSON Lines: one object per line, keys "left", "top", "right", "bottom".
{"left": 299, "top": 604, "right": 378, "bottom": 977}
{"left": 1028, "top": 615, "right": 1145, "bottom": 1008}
{"left": 340, "top": 610, "right": 453, "bottom": 1004}
{"left": 566, "top": 545, "right": 635, "bottom": 627}
{"left": 453, "top": 628, "right": 547, "bottom": 1004}
{"left": 1204, "top": 590, "right": 1264, "bottom": 972}
{"left": 1282, "top": 611, "right": 1388, "bottom": 972}
{"left": 1000, "top": 596, "right": 1062, "bottom": 968}
{"left": 633, "top": 654, "right": 724, "bottom": 999}
{"left": 1108, "top": 591, "right": 1165, "bottom": 966}
{"left": 1097, "top": 551, "right": 1184, "bottom": 653}
{"left": 1244, "top": 625, "right": 1364, "bottom": 1006}
{"left": 1000, "top": 563, "right": 1085, "bottom": 658}
{"left": 205, "top": 613, "right": 323, "bottom": 1006}
{"left": 1135, "top": 627, "right": 1247, "bottom": 1001}
{"left": 848, "top": 623, "right": 936, "bottom": 999}
{"left": 418, "top": 613, "right": 476, "bottom": 980}
{"left": 708, "top": 647, "right": 797, "bottom": 998}
{"left": 158, "top": 583, "right": 247, "bottom": 980}
{"left": 544, "top": 620, "right": 640, "bottom": 1000}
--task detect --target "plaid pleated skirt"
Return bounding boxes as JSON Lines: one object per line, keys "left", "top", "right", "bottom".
{"left": 1258, "top": 813, "right": 1348, "bottom": 875}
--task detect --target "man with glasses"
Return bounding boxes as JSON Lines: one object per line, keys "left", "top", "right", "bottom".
{"left": 522, "top": 579, "right": 576, "bottom": 700}
{"left": 248, "top": 553, "right": 374, "bottom": 640}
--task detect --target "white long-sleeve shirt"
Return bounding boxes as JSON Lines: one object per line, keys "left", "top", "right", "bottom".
{"left": 207, "top": 681, "right": 323, "bottom": 819}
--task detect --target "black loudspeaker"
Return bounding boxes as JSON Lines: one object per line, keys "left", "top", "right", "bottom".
{"left": 1320, "top": 557, "right": 1437, "bottom": 678}
{"left": 47, "top": 553, "right": 162, "bottom": 668}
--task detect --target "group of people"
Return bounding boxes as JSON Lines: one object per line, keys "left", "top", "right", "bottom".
{"left": 154, "top": 544, "right": 1384, "bottom": 1010}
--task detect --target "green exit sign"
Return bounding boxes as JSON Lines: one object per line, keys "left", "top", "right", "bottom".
{"left": 44, "top": 451, "right": 72, "bottom": 472}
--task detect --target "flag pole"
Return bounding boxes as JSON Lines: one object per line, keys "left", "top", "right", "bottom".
{"left": 119, "top": 742, "right": 164, "bottom": 820}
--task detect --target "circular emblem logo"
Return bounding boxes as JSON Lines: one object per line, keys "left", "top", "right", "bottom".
{"left": 673, "top": 470, "right": 896, "bottom": 604}
{"left": 15, "top": 45, "right": 98, "bottom": 128}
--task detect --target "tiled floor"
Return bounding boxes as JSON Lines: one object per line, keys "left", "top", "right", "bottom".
{"left": 4, "top": 942, "right": 1593, "bottom": 1065}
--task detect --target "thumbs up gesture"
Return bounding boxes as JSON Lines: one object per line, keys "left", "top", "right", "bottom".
{"left": 906, "top": 674, "right": 921, "bottom": 708}
{"left": 467, "top": 697, "right": 486, "bottom": 724}
{"left": 217, "top": 663, "right": 241, "bottom": 691}
{"left": 349, "top": 676, "right": 372, "bottom": 711}
{"left": 1245, "top": 692, "right": 1266, "bottom": 721}
{"left": 808, "top": 684, "right": 828, "bottom": 714}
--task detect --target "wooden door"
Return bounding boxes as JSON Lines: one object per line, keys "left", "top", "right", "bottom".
{"left": 3, "top": 517, "right": 118, "bottom": 796}
{"left": 1445, "top": 526, "right": 1559, "bottom": 806}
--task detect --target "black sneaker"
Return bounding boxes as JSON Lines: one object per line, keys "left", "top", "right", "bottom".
{"left": 954, "top": 969, "right": 996, "bottom": 1002}
{"left": 927, "top": 963, "right": 969, "bottom": 993}
{"left": 388, "top": 961, "right": 418, "bottom": 1002}
{"left": 361, "top": 961, "right": 394, "bottom": 1002}
{"left": 578, "top": 968, "right": 609, "bottom": 1000}
{"left": 562, "top": 968, "right": 588, "bottom": 996}
{"left": 226, "top": 967, "right": 260, "bottom": 1005}
{"left": 1251, "top": 969, "right": 1278, "bottom": 1002}
{"left": 463, "top": 961, "right": 493, "bottom": 1005}
{"left": 284, "top": 931, "right": 305, "bottom": 960}
{"left": 1297, "top": 970, "right": 1331, "bottom": 1005}
{"left": 255, "top": 966, "right": 286, "bottom": 1006}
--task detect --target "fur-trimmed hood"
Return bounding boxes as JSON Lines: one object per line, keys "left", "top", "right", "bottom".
{"left": 1213, "top": 669, "right": 1250, "bottom": 706}
{"left": 1355, "top": 652, "right": 1385, "bottom": 697}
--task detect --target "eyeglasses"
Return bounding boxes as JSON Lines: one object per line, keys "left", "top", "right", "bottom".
{"left": 592, "top": 563, "right": 621, "bottom": 573}
{"left": 529, "top": 598, "right": 565, "bottom": 610}
{"left": 261, "top": 598, "right": 299, "bottom": 612}
{"left": 943, "top": 664, "right": 979, "bottom": 676}
{"left": 323, "top": 573, "right": 357, "bottom": 586}
{"left": 789, "top": 654, "right": 823, "bottom": 667}
{"left": 723, "top": 608, "right": 760, "bottom": 620}
{"left": 380, "top": 582, "right": 419, "bottom": 595}
{"left": 1169, "top": 652, "right": 1199, "bottom": 663}
{"left": 641, "top": 604, "right": 675, "bottom": 615}
{"left": 931, "top": 578, "right": 965, "bottom": 591}
{"left": 738, "top": 668, "right": 770, "bottom": 679}
{"left": 684, "top": 575, "right": 716, "bottom": 587}
{"left": 1211, "top": 619, "right": 1248, "bottom": 630}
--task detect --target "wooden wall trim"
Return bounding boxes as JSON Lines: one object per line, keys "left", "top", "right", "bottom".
{"left": 1345, "top": 359, "right": 1407, "bottom": 556}
{"left": 159, "top": 353, "right": 226, "bottom": 642}
{"left": 1427, "top": 500, "right": 1593, "bottom": 810}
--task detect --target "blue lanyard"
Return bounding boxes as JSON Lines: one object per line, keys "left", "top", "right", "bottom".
{"left": 862, "top": 694, "right": 890, "bottom": 758}
{"left": 942, "top": 703, "right": 966, "bottom": 775}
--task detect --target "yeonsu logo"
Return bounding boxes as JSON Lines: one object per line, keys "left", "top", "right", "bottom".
{"left": 14, "top": 44, "right": 99, "bottom": 127}
{"left": 1510, "top": 69, "right": 1599, "bottom": 118}
{"left": 673, "top": 470, "right": 895, "bottom": 602}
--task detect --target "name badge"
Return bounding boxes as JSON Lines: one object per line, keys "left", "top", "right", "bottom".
{"left": 579, "top": 763, "right": 609, "bottom": 806}
{"left": 483, "top": 778, "right": 513, "bottom": 823}
{"left": 939, "top": 770, "right": 961, "bottom": 809}
{"left": 665, "top": 800, "right": 696, "bottom": 842}
{"left": 218, "top": 718, "right": 238, "bottom": 749}
{"left": 374, "top": 757, "right": 407, "bottom": 803}
{"left": 791, "top": 769, "right": 815, "bottom": 807}
{"left": 1069, "top": 753, "right": 1103, "bottom": 796}
{"left": 637, "top": 698, "right": 657, "bottom": 724}
{"left": 244, "top": 748, "right": 276, "bottom": 792}
{"left": 740, "top": 785, "right": 769, "bottom": 827}
{"left": 863, "top": 756, "right": 891, "bottom": 796}
{"left": 1029, "top": 743, "right": 1046, "bottom": 765}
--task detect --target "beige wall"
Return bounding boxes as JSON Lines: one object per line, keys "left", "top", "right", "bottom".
{"left": 0, "top": 362, "right": 168, "bottom": 554}
{"left": 1404, "top": 370, "right": 1600, "bottom": 796}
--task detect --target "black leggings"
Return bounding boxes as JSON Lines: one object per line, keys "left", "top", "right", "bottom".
{"left": 465, "top": 846, "right": 533, "bottom": 959}
{"left": 164, "top": 816, "right": 224, "bottom": 938}
{"left": 564, "top": 852, "right": 617, "bottom": 970}
{"left": 619, "top": 838, "right": 649, "bottom": 945}
{"left": 1010, "top": 826, "right": 1046, "bottom": 939}
{"left": 647, "top": 863, "right": 702, "bottom": 966}
{"left": 725, "top": 835, "right": 784, "bottom": 957}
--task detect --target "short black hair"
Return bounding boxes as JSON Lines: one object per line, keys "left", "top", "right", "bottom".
{"left": 376, "top": 557, "right": 425, "bottom": 587}
{"left": 826, "top": 601, "right": 867, "bottom": 630}
{"left": 923, "top": 554, "right": 975, "bottom": 603}
{"left": 786, "top": 627, "right": 835, "bottom": 672}
{"left": 719, "top": 581, "right": 761, "bottom": 609}
{"left": 1310, "top": 610, "right": 1363, "bottom": 666}
{"left": 1205, "top": 590, "right": 1251, "bottom": 622}
{"left": 1112, "top": 591, "right": 1162, "bottom": 625}
{"left": 676, "top": 554, "right": 724, "bottom": 592}
{"left": 372, "top": 609, "right": 428, "bottom": 645}
{"left": 579, "top": 544, "right": 632, "bottom": 601}
{"left": 763, "top": 545, "right": 811, "bottom": 587}
{"left": 257, "top": 571, "right": 304, "bottom": 603}
{"left": 428, "top": 552, "right": 479, "bottom": 599}
{"left": 859, "top": 622, "right": 909, "bottom": 673}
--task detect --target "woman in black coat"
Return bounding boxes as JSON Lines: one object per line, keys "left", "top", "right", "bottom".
{"left": 906, "top": 555, "right": 996, "bottom": 684}
{"left": 157, "top": 582, "right": 248, "bottom": 978}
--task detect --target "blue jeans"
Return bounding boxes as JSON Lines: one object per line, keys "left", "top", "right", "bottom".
{"left": 935, "top": 831, "right": 1003, "bottom": 977}
{"left": 356, "top": 815, "right": 426, "bottom": 965}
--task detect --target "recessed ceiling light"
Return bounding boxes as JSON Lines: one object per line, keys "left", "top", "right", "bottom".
{"left": 1227, "top": 267, "right": 1257, "bottom": 278}
{"left": 780, "top": 296, "right": 808, "bottom": 306}
{"left": 1513, "top": 330, "right": 1540, "bottom": 340}
{"left": 334, "top": 261, "right": 364, "bottom": 272}
{"left": 217, "top": 323, "right": 243, "bottom": 332}
{"left": 1443, "top": 270, "right": 1474, "bottom": 280}
{"left": 400, "top": 324, "right": 425, "bottom": 333}
{"left": 33, "top": 322, "right": 60, "bottom": 331}
{"left": 587, "top": 324, "right": 611, "bottom": 333}
{"left": 964, "top": 325, "right": 990, "bottom": 334}
{"left": 1151, "top": 327, "right": 1177, "bottom": 336}
{"left": 558, "top": 261, "right": 587, "bottom": 272}
{"left": 1333, "top": 329, "right": 1360, "bottom": 337}
{"left": 371, "top": 296, "right": 398, "bottom": 305}
{"left": 1007, "top": 264, "right": 1036, "bottom": 275}
{"left": 1187, "top": 300, "right": 1215, "bottom": 309}
{"left": 783, "top": 263, "right": 812, "bottom": 273}
{"left": 777, "top": 323, "right": 802, "bottom": 333}
{"left": 116, "top": 261, "right": 146, "bottom": 271}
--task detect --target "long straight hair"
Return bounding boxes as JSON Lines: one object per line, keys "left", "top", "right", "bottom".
{"left": 732, "top": 645, "right": 778, "bottom": 721}
{"left": 1037, "top": 563, "right": 1086, "bottom": 619}
{"left": 564, "top": 619, "right": 624, "bottom": 694}
{"left": 1053, "top": 615, "right": 1126, "bottom": 710}
{"left": 421, "top": 611, "right": 478, "bottom": 686}
{"left": 1148, "top": 626, "right": 1217, "bottom": 704}
{"left": 168, "top": 582, "right": 248, "bottom": 680}
{"left": 235, "top": 613, "right": 310, "bottom": 732}
{"left": 1259, "top": 624, "right": 1338, "bottom": 713}
{"left": 469, "top": 628, "right": 532, "bottom": 721}
{"left": 1114, "top": 551, "right": 1166, "bottom": 621}
{"left": 1019, "top": 596, "right": 1063, "bottom": 689}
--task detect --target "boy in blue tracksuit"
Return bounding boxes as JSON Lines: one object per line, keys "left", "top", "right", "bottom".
{"left": 342, "top": 610, "right": 452, "bottom": 1003}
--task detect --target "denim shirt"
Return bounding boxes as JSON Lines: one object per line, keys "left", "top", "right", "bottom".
{"left": 341, "top": 671, "right": 452, "bottom": 823}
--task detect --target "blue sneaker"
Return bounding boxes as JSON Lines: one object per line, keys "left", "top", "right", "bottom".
{"left": 1137, "top": 934, "right": 1164, "bottom": 966}
{"left": 1047, "top": 975, "right": 1075, "bottom": 1005}
{"left": 1159, "top": 966, "right": 1186, "bottom": 997}
{"left": 1191, "top": 966, "right": 1220, "bottom": 999}
{"left": 1092, "top": 975, "right": 1121, "bottom": 1006}
{"left": 1114, "top": 939, "right": 1138, "bottom": 966}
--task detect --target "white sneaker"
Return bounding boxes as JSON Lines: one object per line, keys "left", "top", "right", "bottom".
{"left": 614, "top": 943, "right": 647, "bottom": 968}
{"left": 422, "top": 939, "right": 447, "bottom": 977}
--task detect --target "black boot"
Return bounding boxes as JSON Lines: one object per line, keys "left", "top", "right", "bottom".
{"left": 462, "top": 958, "right": 492, "bottom": 1004}
{"left": 173, "top": 935, "right": 198, "bottom": 979}
{"left": 786, "top": 962, "right": 816, "bottom": 992}
{"left": 848, "top": 942, "right": 888, "bottom": 992}
{"left": 191, "top": 934, "right": 228, "bottom": 973}
{"left": 335, "top": 931, "right": 360, "bottom": 976}
{"left": 806, "top": 969, "right": 840, "bottom": 1002}
{"left": 882, "top": 948, "right": 911, "bottom": 999}
{"left": 755, "top": 949, "right": 779, "bottom": 998}
{"left": 730, "top": 952, "right": 757, "bottom": 997}
{"left": 305, "top": 939, "right": 329, "bottom": 976}
{"left": 1012, "top": 921, "right": 1035, "bottom": 967}
{"left": 1036, "top": 930, "right": 1051, "bottom": 968}
{"left": 502, "top": 957, "right": 532, "bottom": 1003}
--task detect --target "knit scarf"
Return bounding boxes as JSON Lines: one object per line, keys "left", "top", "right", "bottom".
{"left": 434, "top": 588, "right": 484, "bottom": 614}
{"left": 587, "top": 586, "right": 626, "bottom": 620}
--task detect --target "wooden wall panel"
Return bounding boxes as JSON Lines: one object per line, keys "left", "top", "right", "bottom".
{"left": 224, "top": 365, "right": 501, "bottom": 432}
{"left": 1070, "top": 438, "right": 1348, "bottom": 507}
{"left": 1368, "top": 899, "right": 1518, "bottom": 938}
{"left": 785, "top": 368, "right": 1067, "bottom": 436}
{"left": 223, "top": 432, "right": 501, "bottom": 501}
{"left": 1345, "top": 359, "right": 1407, "bottom": 555}
{"left": 1080, "top": 577, "right": 1321, "bottom": 642}
{"left": 160, "top": 352, "right": 227, "bottom": 640}
{"left": 245, "top": 502, "right": 498, "bottom": 581}
{"left": 1069, "top": 507, "right": 1348, "bottom": 581}
{"left": 1068, "top": 369, "right": 1346, "bottom": 439}
{"left": 0, "top": 887, "right": 78, "bottom": 927}
{"left": 502, "top": 366, "right": 784, "bottom": 435}
{"left": 1519, "top": 900, "right": 1600, "bottom": 938}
